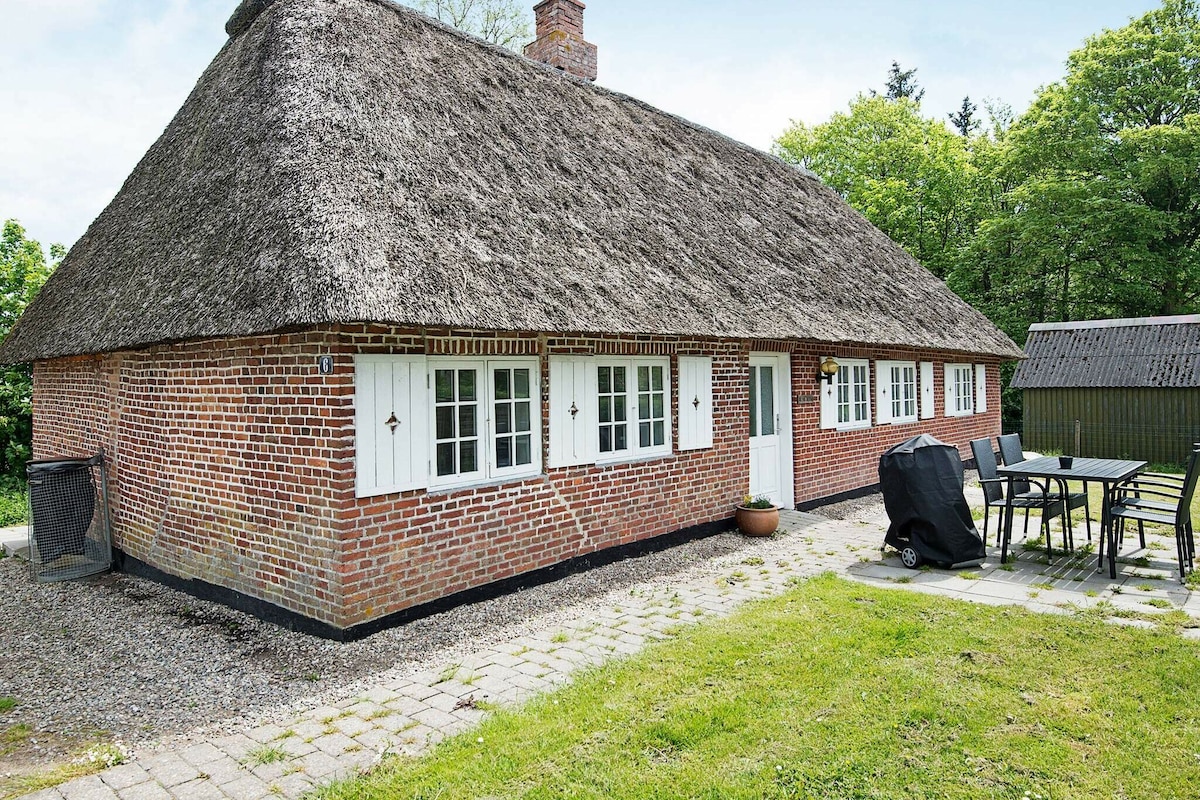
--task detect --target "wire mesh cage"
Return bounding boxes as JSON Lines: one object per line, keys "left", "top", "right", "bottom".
{"left": 26, "top": 452, "right": 112, "bottom": 582}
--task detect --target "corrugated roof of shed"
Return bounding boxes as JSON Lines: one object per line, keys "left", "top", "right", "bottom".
{"left": 1011, "top": 315, "right": 1200, "bottom": 389}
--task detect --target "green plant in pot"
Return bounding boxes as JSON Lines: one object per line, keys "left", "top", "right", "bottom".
{"left": 736, "top": 494, "right": 779, "bottom": 537}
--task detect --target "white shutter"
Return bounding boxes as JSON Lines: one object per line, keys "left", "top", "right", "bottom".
{"left": 549, "top": 356, "right": 594, "bottom": 467}
{"left": 919, "top": 362, "right": 935, "bottom": 420}
{"left": 875, "top": 362, "right": 892, "bottom": 424}
{"left": 819, "top": 357, "right": 839, "bottom": 429}
{"left": 354, "top": 355, "right": 427, "bottom": 497}
{"left": 974, "top": 364, "right": 988, "bottom": 413}
{"left": 943, "top": 365, "right": 956, "bottom": 418}
{"left": 678, "top": 356, "right": 714, "bottom": 450}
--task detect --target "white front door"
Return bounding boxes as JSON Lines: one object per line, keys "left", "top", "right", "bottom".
{"left": 748, "top": 354, "right": 792, "bottom": 507}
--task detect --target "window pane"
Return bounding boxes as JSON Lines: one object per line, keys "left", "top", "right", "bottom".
{"left": 515, "top": 401, "right": 531, "bottom": 431}
{"left": 653, "top": 421, "right": 665, "bottom": 446}
{"left": 638, "top": 365, "right": 650, "bottom": 393}
{"left": 652, "top": 366, "right": 664, "bottom": 392}
{"left": 459, "top": 370, "right": 476, "bottom": 401}
{"left": 435, "top": 370, "right": 454, "bottom": 403}
{"left": 749, "top": 367, "right": 759, "bottom": 438}
{"left": 652, "top": 393, "right": 663, "bottom": 418}
{"left": 460, "top": 440, "right": 477, "bottom": 473}
{"left": 615, "top": 425, "right": 627, "bottom": 450}
{"left": 459, "top": 405, "right": 476, "bottom": 437}
{"left": 436, "top": 442, "right": 455, "bottom": 476}
{"left": 495, "top": 403, "right": 512, "bottom": 434}
{"left": 640, "top": 421, "right": 651, "bottom": 448}
{"left": 600, "top": 426, "right": 612, "bottom": 453}
{"left": 436, "top": 406, "right": 455, "bottom": 440}
{"left": 514, "top": 369, "right": 530, "bottom": 399}
{"left": 615, "top": 400, "right": 626, "bottom": 422}
{"left": 496, "top": 437, "right": 512, "bottom": 469}
{"left": 639, "top": 393, "right": 650, "bottom": 419}
{"left": 599, "top": 395, "right": 612, "bottom": 423}
{"left": 494, "top": 369, "right": 510, "bottom": 400}
{"left": 516, "top": 434, "right": 532, "bottom": 465}
{"left": 598, "top": 367, "right": 611, "bottom": 394}
{"left": 760, "top": 367, "right": 775, "bottom": 436}
{"left": 613, "top": 367, "right": 626, "bottom": 394}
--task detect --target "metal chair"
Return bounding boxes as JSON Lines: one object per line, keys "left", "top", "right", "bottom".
{"left": 1110, "top": 446, "right": 1200, "bottom": 582}
{"left": 997, "top": 433, "right": 1091, "bottom": 547}
{"left": 970, "top": 438, "right": 1063, "bottom": 554}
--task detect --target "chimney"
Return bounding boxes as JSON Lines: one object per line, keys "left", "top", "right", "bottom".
{"left": 523, "top": 0, "right": 598, "bottom": 82}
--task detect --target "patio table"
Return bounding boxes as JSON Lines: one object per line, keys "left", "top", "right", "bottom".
{"left": 996, "top": 456, "right": 1146, "bottom": 578}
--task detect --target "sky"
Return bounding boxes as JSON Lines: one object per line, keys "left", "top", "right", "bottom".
{"left": 1, "top": 0, "right": 1162, "bottom": 251}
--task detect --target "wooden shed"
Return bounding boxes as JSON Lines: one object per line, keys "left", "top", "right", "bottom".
{"left": 1011, "top": 315, "right": 1200, "bottom": 466}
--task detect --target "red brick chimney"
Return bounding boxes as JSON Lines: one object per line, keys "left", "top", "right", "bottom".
{"left": 523, "top": 0, "right": 597, "bottom": 81}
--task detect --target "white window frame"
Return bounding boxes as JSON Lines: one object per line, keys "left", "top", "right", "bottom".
{"left": 821, "top": 358, "right": 871, "bottom": 430}
{"left": 945, "top": 363, "right": 975, "bottom": 417}
{"left": 428, "top": 357, "right": 542, "bottom": 490}
{"left": 594, "top": 357, "right": 672, "bottom": 463}
{"left": 877, "top": 360, "right": 918, "bottom": 424}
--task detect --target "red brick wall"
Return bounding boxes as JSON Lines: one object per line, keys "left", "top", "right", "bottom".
{"left": 33, "top": 331, "right": 347, "bottom": 624}
{"left": 32, "top": 326, "right": 1003, "bottom": 630}
{"left": 788, "top": 344, "right": 1002, "bottom": 502}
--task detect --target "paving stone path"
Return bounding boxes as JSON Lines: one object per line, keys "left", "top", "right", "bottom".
{"left": 22, "top": 498, "right": 1200, "bottom": 800}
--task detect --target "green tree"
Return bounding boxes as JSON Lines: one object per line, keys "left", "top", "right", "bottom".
{"left": 773, "top": 94, "right": 972, "bottom": 278}
{"left": 408, "top": 0, "right": 531, "bottom": 50}
{"left": 0, "top": 220, "right": 60, "bottom": 478}
{"left": 882, "top": 61, "right": 925, "bottom": 103}
{"left": 948, "top": 96, "right": 979, "bottom": 136}
{"left": 961, "top": 0, "right": 1200, "bottom": 325}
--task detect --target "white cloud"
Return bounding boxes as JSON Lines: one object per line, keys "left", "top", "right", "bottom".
{"left": 0, "top": 0, "right": 226, "bottom": 248}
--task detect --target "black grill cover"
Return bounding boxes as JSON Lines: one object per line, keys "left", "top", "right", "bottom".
{"left": 880, "top": 435, "right": 985, "bottom": 567}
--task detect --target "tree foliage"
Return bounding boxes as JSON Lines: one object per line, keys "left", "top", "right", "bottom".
{"left": 882, "top": 61, "right": 925, "bottom": 103}
{"left": 409, "top": 0, "right": 532, "bottom": 50}
{"left": 774, "top": 94, "right": 973, "bottom": 279}
{"left": 0, "top": 220, "right": 59, "bottom": 478}
{"left": 774, "top": 2, "right": 1200, "bottom": 424}
{"left": 949, "top": 96, "right": 979, "bottom": 136}
{"left": 952, "top": 0, "right": 1200, "bottom": 332}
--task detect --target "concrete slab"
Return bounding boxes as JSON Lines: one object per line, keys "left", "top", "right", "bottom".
{"left": 0, "top": 524, "right": 28, "bottom": 558}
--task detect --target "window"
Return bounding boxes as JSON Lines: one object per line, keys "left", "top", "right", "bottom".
{"left": 595, "top": 358, "right": 671, "bottom": 460}
{"left": 433, "top": 365, "right": 482, "bottom": 480}
{"left": 429, "top": 357, "right": 541, "bottom": 488}
{"left": 945, "top": 363, "right": 975, "bottom": 417}
{"left": 876, "top": 360, "right": 917, "bottom": 425}
{"left": 819, "top": 358, "right": 870, "bottom": 430}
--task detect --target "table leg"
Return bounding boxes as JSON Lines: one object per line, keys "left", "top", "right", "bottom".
{"left": 1000, "top": 478, "right": 1014, "bottom": 564}
{"left": 1097, "top": 481, "right": 1117, "bottom": 579}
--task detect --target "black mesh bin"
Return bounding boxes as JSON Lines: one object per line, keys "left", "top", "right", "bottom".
{"left": 26, "top": 452, "right": 111, "bottom": 582}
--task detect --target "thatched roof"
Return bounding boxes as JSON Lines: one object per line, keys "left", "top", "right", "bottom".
{"left": 1012, "top": 315, "right": 1200, "bottom": 389}
{"left": 0, "top": 0, "right": 1022, "bottom": 363}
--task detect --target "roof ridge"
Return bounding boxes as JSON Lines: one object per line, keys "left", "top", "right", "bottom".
{"left": 1029, "top": 314, "right": 1200, "bottom": 333}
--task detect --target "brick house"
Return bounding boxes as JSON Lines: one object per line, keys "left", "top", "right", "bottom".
{"left": 0, "top": 0, "right": 1021, "bottom": 638}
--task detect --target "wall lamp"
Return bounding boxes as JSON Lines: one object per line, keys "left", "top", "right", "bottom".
{"left": 818, "top": 356, "right": 840, "bottom": 384}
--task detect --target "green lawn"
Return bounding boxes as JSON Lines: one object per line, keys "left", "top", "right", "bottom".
{"left": 316, "top": 575, "right": 1200, "bottom": 800}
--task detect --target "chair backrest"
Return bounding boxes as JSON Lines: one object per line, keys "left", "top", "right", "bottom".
{"left": 996, "top": 434, "right": 1031, "bottom": 494}
{"left": 970, "top": 438, "right": 1004, "bottom": 504}
{"left": 1177, "top": 446, "right": 1200, "bottom": 527}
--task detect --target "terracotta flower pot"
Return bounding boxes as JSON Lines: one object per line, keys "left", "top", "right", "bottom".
{"left": 735, "top": 505, "right": 780, "bottom": 537}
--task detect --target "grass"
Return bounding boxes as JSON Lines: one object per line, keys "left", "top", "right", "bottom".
{"left": 315, "top": 575, "right": 1200, "bottom": 800}
{"left": 245, "top": 744, "right": 288, "bottom": 766}
{"left": 0, "top": 698, "right": 15, "bottom": 713}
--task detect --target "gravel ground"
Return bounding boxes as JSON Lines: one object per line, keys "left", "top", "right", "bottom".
{"left": 0, "top": 502, "right": 883, "bottom": 774}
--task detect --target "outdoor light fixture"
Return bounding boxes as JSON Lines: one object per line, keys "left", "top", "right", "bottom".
{"left": 818, "top": 356, "right": 840, "bottom": 384}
